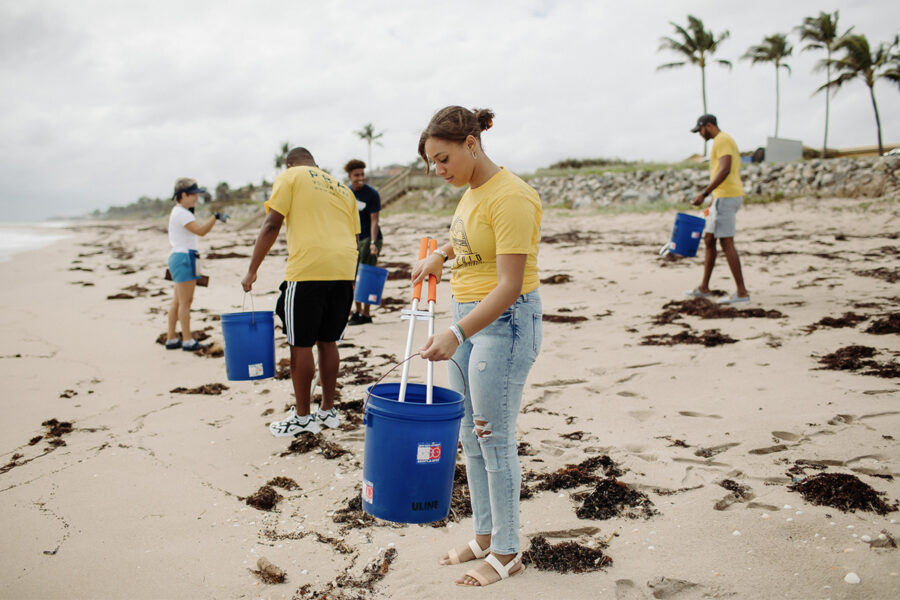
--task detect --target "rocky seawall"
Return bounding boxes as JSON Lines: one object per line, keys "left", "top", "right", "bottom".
{"left": 526, "top": 156, "right": 900, "bottom": 209}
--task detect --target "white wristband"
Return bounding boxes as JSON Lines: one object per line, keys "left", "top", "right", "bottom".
{"left": 448, "top": 325, "right": 463, "bottom": 345}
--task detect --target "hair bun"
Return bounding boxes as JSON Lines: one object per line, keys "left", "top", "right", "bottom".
{"left": 473, "top": 108, "right": 495, "bottom": 132}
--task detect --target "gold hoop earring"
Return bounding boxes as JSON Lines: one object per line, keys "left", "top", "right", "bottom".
{"left": 472, "top": 151, "right": 477, "bottom": 159}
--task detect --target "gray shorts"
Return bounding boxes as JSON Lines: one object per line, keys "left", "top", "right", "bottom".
{"left": 704, "top": 196, "right": 742, "bottom": 238}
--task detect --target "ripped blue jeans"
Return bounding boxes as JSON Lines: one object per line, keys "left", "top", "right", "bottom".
{"left": 448, "top": 289, "right": 542, "bottom": 555}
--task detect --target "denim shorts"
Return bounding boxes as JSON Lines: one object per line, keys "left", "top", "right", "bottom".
{"left": 168, "top": 251, "right": 198, "bottom": 283}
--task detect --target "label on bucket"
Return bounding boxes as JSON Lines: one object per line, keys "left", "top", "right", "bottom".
{"left": 248, "top": 363, "right": 264, "bottom": 378}
{"left": 367, "top": 294, "right": 379, "bottom": 303}
{"left": 363, "top": 479, "right": 374, "bottom": 504}
{"left": 691, "top": 231, "right": 700, "bottom": 239}
{"left": 416, "top": 443, "right": 441, "bottom": 463}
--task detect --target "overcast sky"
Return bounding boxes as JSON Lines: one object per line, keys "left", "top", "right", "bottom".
{"left": 1, "top": 0, "right": 898, "bottom": 221}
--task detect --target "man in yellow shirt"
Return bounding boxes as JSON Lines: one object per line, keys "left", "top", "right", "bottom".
{"left": 688, "top": 114, "right": 750, "bottom": 304}
{"left": 242, "top": 147, "right": 361, "bottom": 436}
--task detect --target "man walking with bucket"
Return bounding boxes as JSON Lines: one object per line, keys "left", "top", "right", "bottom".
{"left": 242, "top": 147, "right": 361, "bottom": 436}
{"left": 686, "top": 114, "right": 750, "bottom": 304}
{"left": 345, "top": 159, "right": 383, "bottom": 325}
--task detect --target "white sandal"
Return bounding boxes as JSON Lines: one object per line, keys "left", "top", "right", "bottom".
{"left": 458, "top": 553, "right": 525, "bottom": 587}
{"left": 443, "top": 539, "right": 489, "bottom": 565}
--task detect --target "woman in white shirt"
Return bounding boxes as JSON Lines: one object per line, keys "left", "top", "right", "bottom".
{"left": 166, "top": 178, "right": 218, "bottom": 351}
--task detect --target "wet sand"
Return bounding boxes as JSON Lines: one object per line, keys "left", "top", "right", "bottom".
{"left": 1, "top": 196, "right": 898, "bottom": 599}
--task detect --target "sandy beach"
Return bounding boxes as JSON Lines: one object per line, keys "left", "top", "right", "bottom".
{"left": 1, "top": 197, "right": 898, "bottom": 600}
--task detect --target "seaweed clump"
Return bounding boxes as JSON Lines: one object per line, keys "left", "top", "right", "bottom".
{"left": 652, "top": 298, "right": 784, "bottom": 326}
{"left": 532, "top": 455, "right": 622, "bottom": 492}
{"left": 332, "top": 490, "right": 378, "bottom": 531}
{"left": 865, "top": 313, "right": 900, "bottom": 335}
{"left": 42, "top": 418, "right": 73, "bottom": 437}
{"left": 170, "top": 383, "right": 229, "bottom": 395}
{"left": 523, "top": 536, "right": 612, "bottom": 573}
{"left": 788, "top": 473, "right": 897, "bottom": 515}
{"left": 641, "top": 329, "right": 737, "bottom": 347}
{"left": 816, "top": 345, "right": 900, "bottom": 378}
{"left": 279, "top": 435, "right": 349, "bottom": 458}
{"left": 245, "top": 485, "right": 282, "bottom": 511}
{"left": 576, "top": 479, "right": 657, "bottom": 520}
{"left": 804, "top": 312, "right": 868, "bottom": 333}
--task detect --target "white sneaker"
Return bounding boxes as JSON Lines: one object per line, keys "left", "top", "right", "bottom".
{"left": 269, "top": 409, "right": 320, "bottom": 437}
{"left": 315, "top": 407, "right": 340, "bottom": 429}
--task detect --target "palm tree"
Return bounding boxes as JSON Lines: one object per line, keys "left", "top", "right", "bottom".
{"left": 354, "top": 123, "right": 384, "bottom": 168}
{"left": 796, "top": 11, "right": 849, "bottom": 158}
{"left": 657, "top": 15, "right": 732, "bottom": 155}
{"left": 273, "top": 141, "right": 290, "bottom": 170}
{"left": 820, "top": 34, "right": 900, "bottom": 156}
{"left": 742, "top": 34, "right": 793, "bottom": 138}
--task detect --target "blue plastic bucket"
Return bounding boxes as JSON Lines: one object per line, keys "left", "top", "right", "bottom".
{"left": 668, "top": 212, "right": 707, "bottom": 257}
{"left": 220, "top": 311, "right": 275, "bottom": 381}
{"left": 362, "top": 382, "right": 465, "bottom": 524}
{"left": 354, "top": 264, "right": 388, "bottom": 305}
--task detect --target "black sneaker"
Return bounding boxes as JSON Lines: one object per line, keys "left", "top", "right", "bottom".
{"left": 165, "top": 339, "right": 182, "bottom": 350}
{"left": 348, "top": 312, "right": 362, "bottom": 324}
{"left": 349, "top": 314, "right": 372, "bottom": 326}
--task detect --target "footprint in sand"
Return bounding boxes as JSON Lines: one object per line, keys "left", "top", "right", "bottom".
{"left": 852, "top": 466, "right": 899, "bottom": 478}
{"left": 538, "top": 440, "right": 568, "bottom": 456}
{"left": 746, "top": 501, "right": 780, "bottom": 511}
{"left": 748, "top": 444, "right": 789, "bottom": 455}
{"left": 827, "top": 414, "right": 856, "bottom": 425}
{"left": 615, "top": 579, "right": 650, "bottom": 600}
{"left": 627, "top": 410, "right": 655, "bottom": 422}
{"left": 771, "top": 431, "right": 806, "bottom": 443}
{"left": 713, "top": 480, "right": 755, "bottom": 511}
{"left": 648, "top": 576, "right": 702, "bottom": 599}
{"left": 672, "top": 457, "right": 730, "bottom": 467}
{"left": 859, "top": 410, "right": 900, "bottom": 420}
{"left": 678, "top": 411, "right": 723, "bottom": 419}
{"left": 845, "top": 453, "right": 888, "bottom": 465}
{"left": 527, "top": 526, "right": 602, "bottom": 539}
{"left": 678, "top": 464, "right": 728, "bottom": 487}
{"left": 694, "top": 442, "right": 740, "bottom": 458}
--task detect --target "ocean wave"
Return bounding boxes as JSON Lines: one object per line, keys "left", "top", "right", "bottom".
{"left": 0, "top": 224, "right": 71, "bottom": 262}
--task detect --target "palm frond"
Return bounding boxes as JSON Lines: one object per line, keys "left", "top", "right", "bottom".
{"left": 816, "top": 71, "right": 857, "bottom": 95}
{"left": 796, "top": 10, "right": 842, "bottom": 53}
{"left": 656, "top": 61, "right": 687, "bottom": 71}
{"left": 657, "top": 15, "right": 730, "bottom": 69}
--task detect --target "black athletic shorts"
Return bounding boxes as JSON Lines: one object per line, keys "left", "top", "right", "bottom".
{"left": 275, "top": 280, "right": 353, "bottom": 347}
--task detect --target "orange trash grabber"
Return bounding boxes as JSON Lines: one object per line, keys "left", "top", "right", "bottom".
{"left": 398, "top": 237, "right": 441, "bottom": 403}
{"left": 424, "top": 238, "right": 438, "bottom": 404}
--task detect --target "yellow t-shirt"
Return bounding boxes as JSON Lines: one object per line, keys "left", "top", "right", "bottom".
{"left": 265, "top": 166, "right": 361, "bottom": 282}
{"left": 449, "top": 168, "right": 542, "bottom": 302}
{"left": 710, "top": 131, "right": 744, "bottom": 198}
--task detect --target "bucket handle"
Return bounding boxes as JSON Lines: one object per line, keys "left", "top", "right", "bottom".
{"left": 241, "top": 293, "right": 256, "bottom": 323}
{"left": 363, "top": 354, "right": 467, "bottom": 413}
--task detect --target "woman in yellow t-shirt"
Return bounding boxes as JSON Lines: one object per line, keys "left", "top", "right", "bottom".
{"left": 412, "top": 106, "right": 542, "bottom": 587}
